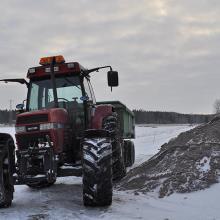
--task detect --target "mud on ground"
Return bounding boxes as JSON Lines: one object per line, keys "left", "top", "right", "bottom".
{"left": 118, "top": 117, "right": 220, "bottom": 197}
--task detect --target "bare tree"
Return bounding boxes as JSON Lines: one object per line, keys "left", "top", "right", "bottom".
{"left": 214, "top": 99, "right": 220, "bottom": 114}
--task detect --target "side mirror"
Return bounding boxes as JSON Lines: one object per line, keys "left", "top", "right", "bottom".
{"left": 16, "top": 103, "right": 24, "bottom": 111}
{"left": 107, "top": 71, "right": 119, "bottom": 87}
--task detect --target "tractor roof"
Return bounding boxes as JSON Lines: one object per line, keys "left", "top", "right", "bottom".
{"left": 27, "top": 55, "right": 87, "bottom": 79}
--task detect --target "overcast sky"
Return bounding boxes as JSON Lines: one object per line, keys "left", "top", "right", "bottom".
{"left": 0, "top": 0, "right": 220, "bottom": 114}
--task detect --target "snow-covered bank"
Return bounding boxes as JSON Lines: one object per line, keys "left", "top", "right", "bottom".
{"left": 133, "top": 124, "right": 195, "bottom": 167}
{"left": 1, "top": 124, "right": 220, "bottom": 220}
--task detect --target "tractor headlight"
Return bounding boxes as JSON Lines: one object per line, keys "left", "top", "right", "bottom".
{"left": 15, "top": 126, "right": 26, "bottom": 133}
{"left": 40, "top": 123, "right": 63, "bottom": 130}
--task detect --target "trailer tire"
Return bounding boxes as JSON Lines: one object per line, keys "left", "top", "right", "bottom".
{"left": 124, "top": 140, "right": 135, "bottom": 167}
{"left": 112, "top": 145, "right": 126, "bottom": 181}
{"left": 0, "top": 136, "right": 15, "bottom": 208}
{"left": 82, "top": 137, "right": 112, "bottom": 206}
{"left": 103, "top": 113, "right": 126, "bottom": 181}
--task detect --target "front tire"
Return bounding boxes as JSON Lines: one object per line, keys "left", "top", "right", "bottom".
{"left": 82, "top": 137, "right": 112, "bottom": 206}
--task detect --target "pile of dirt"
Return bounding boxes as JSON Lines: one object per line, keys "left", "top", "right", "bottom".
{"left": 118, "top": 116, "right": 220, "bottom": 197}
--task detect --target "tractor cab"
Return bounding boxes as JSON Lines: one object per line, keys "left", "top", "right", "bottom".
{"left": 13, "top": 56, "right": 118, "bottom": 133}
{"left": 9, "top": 55, "right": 118, "bottom": 158}
{"left": 25, "top": 56, "right": 96, "bottom": 133}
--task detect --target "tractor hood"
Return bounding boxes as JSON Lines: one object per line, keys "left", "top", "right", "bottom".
{"left": 16, "top": 108, "right": 68, "bottom": 125}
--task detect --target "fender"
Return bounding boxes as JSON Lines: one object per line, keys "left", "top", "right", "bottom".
{"left": 0, "top": 133, "right": 14, "bottom": 142}
{"left": 0, "top": 133, "right": 15, "bottom": 159}
{"left": 91, "top": 104, "right": 113, "bottom": 129}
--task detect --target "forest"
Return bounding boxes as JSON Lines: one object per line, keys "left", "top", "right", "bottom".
{"left": 0, "top": 110, "right": 16, "bottom": 124}
{"left": 0, "top": 109, "right": 214, "bottom": 125}
{"left": 133, "top": 109, "right": 214, "bottom": 124}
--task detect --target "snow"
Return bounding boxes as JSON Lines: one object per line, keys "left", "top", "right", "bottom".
{"left": 1, "top": 124, "right": 220, "bottom": 220}
{"left": 133, "top": 124, "right": 196, "bottom": 167}
{"left": 196, "top": 156, "right": 211, "bottom": 173}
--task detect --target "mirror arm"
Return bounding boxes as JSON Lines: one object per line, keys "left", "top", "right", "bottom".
{"left": 82, "top": 66, "right": 113, "bottom": 76}
{"left": 0, "top": 78, "right": 29, "bottom": 87}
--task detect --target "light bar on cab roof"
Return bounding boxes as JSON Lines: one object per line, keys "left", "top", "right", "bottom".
{"left": 26, "top": 60, "right": 83, "bottom": 79}
{"left": 39, "top": 55, "right": 65, "bottom": 65}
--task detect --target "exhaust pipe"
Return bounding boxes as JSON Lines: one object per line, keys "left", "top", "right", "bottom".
{"left": 50, "top": 57, "right": 59, "bottom": 108}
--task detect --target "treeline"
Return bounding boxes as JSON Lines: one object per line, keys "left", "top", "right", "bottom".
{"left": 0, "top": 110, "right": 16, "bottom": 124}
{"left": 133, "top": 110, "right": 214, "bottom": 124}
{"left": 0, "top": 109, "right": 215, "bottom": 125}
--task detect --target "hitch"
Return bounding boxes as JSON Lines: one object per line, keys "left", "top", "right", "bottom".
{"left": 15, "top": 139, "right": 57, "bottom": 185}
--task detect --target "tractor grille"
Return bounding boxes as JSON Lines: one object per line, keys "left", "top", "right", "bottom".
{"left": 17, "top": 114, "right": 48, "bottom": 124}
{"left": 16, "top": 132, "right": 50, "bottom": 149}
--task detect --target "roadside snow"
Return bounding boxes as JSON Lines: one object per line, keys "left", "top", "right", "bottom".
{"left": 1, "top": 124, "right": 220, "bottom": 220}
{"left": 133, "top": 124, "right": 195, "bottom": 167}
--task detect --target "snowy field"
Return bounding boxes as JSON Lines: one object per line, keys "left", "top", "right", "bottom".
{"left": 0, "top": 124, "right": 220, "bottom": 220}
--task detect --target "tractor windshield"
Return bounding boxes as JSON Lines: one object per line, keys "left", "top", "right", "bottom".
{"left": 28, "top": 76, "right": 83, "bottom": 111}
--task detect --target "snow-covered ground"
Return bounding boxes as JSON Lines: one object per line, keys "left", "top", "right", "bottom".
{"left": 133, "top": 124, "right": 196, "bottom": 167}
{"left": 1, "top": 124, "right": 220, "bottom": 220}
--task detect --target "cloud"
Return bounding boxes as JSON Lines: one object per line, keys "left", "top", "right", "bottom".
{"left": 0, "top": 0, "right": 219, "bottom": 113}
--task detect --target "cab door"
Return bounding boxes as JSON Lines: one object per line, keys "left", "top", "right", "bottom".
{"left": 83, "top": 78, "right": 96, "bottom": 129}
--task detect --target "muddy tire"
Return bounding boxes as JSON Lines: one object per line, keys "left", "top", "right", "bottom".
{"left": 0, "top": 136, "right": 15, "bottom": 208}
{"left": 103, "top": 113, "right": 126, "bottom": 181}
{"left": 82, "top": 137, "right": 112, "bottom": 206}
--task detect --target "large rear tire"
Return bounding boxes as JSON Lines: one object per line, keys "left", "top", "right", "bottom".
{"left": 82, "top": 137, "right": 112, "bottom": 206}
{"left": 0, "top": 136, "right": 15, "bottom": 208}
{"left": 103, "top": 113, "right": 126, "bottom": 181}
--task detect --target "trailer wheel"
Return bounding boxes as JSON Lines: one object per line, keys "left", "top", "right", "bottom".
{"left": 124, "top": 140, "right": 135, "bottom": 167}
{"left": 82, "top": 137, "right": 112, "bottom": 206}
{"left": 103, "top": 113, "right": 126, "bottom": 181}
{"left": 0, "top": 136, "right": 15, "bottom": 208}
{"left": 130, "top": 141, "right": 135, "bottom": 166}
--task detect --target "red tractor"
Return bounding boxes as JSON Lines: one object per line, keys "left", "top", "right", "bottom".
{"left": 0, "top": 55, "right": 135, "bottom": 207}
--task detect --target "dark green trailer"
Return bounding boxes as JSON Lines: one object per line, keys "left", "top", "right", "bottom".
{"left": 97, "top": 101, "right": 135, "bottom": 139}
{"left": 97, "top": 101, "right": 135, "bottom": 169}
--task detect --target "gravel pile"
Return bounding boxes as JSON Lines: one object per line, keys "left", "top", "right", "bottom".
{"left": 118, "top": 116, "right": 220, "bottom": 197}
